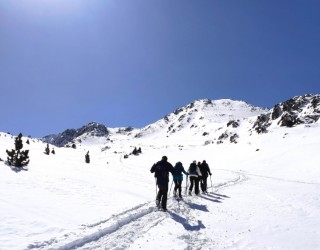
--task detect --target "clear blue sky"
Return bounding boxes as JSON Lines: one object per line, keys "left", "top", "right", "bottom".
{"left": 1, "top": 0, "right": 320, "bottom": 137}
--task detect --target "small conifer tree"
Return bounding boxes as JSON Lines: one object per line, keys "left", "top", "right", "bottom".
{"left": 6, "top": 133, "right": 30, "bottom": 168}
{"left": 132, "top": 147, "right": 138, "bottom": 155}
{"left": 45, "top": 144, "right": 50, "bottom": 155}
{"left": 85, "top": 151, "right": 90, "bottom": 163}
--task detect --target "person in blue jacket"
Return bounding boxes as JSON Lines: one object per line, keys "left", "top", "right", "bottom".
{"left": 173, "top": 162, "right": 189, "bottom": 198}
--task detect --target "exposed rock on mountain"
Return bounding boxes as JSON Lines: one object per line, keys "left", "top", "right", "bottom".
{"left": 135, "top": 99, "right": 267, "bottom": 138}
{"left": 42, "top": 122, "right": 108, "bottom": 147}
{"left": 41, "top": 95, "right": 320, "bottom": 147}
{"left": 253, "top": 94, "right": 320, "bottom": 133}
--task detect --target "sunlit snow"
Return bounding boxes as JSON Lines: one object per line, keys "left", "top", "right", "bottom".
{"left": 1, "top": 98, "right": 320, "bottom": 250}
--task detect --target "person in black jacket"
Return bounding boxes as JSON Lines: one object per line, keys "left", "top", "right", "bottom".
{"left": 188, "top": 160, "right": 202, "bottom": 195}
{"left": 199, "top": 160, "right": 212, "bottom": 193}
{"left": 150, "top": 156, "right": 174, "bottom": 211}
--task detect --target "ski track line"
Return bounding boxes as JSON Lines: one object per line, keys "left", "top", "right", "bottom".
{"left": 26, "top": 170, "right": 246, "bottom": 250}
{"left": 170, "top": 197, "right": 215, "bottom": 250}
{"left": 26, "top": 202, "right": 158, "bottom": 250}
{"left": 244, "top": 172, "right": 320, "bottom": 185}
{"left": 77, "top": 208, "right": 167, "bottom": 250}
{"left": 211, "top": 169, "right": 248, "bottom": 192}
{"left": 214, "top": 168, "right": 320, "bottom": 185}
{"left": 73, "top": 170, "right": 245, "bottom": 250}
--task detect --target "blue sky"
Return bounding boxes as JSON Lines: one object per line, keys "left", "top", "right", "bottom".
{"left": 1, "top": 0, "right": 320, "bottom": 137}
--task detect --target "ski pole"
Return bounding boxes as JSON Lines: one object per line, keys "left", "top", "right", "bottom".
{"left": 210, "top": 174, "right": 213, "bottom": 193}
{"left": 185, "top": 176, "right": 189, "bottom": 195}
{"left": 155, "top": 178, "right": 158, "bottom": 199}
{"left": 169, "top": 180, "right": 174, "bottom": 196}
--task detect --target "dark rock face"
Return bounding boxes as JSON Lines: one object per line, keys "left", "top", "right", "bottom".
{"left": 230, "top": 133, "right": 239, "bottom": 143}
{"left": 253, "top": 94, "right": 320, "bottom": 133}
{"left": 253, "top": 114, "right": 271, "bottom": 133}
{"left": 227, "top": 120, "right": 240, "bottom": 128}
{"left": 271, "top": 104, "right": 282, "bottom": 120}
{"left": 218, "top": 132, "right": 229, "bottom": 140}
{"left": 279, "top": 113, "right": 297, "bottom": 127}
{"left": 77, "top": 122, "right": 108, "bottom": 137}
{"left": 42, "top": 122, "right": 108, "bottom": 147}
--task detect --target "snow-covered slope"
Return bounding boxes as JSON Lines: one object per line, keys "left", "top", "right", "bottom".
{"left": 43, "top": 98, "right": 267, "bottom": 148}
{"left": 134, "top": 99, "right": 267, "bottom": 139}
{"left": 1, "top": 95, "right": 320, "bottom": 250}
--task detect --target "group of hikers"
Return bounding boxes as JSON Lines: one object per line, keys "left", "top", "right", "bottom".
{"left": 150, "top": 156, "right": 212, "bottom": 211}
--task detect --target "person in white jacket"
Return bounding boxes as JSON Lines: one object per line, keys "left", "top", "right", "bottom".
{"left": 188, "top": 160, "right": 202, "bottom": 195}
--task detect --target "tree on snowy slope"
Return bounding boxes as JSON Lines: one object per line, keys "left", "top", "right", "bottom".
{"left": 132, "top": 147, "right": 138, "bottom": 155}
{"left": 132, "top": 147, "right": 142, "bottom": 155}
{"left": 6, "top": 133, "right": 30, "bottom": 168}
{"left": 85, "top": 151, "right": 90, "bottom": 163}
{"left": 44, "top": 144, "right": 50, "bottom": 155}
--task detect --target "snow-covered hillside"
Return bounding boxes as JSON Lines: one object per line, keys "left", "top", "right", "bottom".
{"left": 134, "top": 99, "right": 267, "bottom": 139}
{"left": 42, "top": 98, "right": 268, "bottom": 148}
{"left": 1, "top": 95, "right": 320, "bottom": 250}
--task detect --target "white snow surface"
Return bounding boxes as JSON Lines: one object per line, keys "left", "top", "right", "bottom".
{"left": 1, "top": 106, "right": 320, "bottom": 249}
{"left": 135, "top": 99, "right": 267, "bottom": 140}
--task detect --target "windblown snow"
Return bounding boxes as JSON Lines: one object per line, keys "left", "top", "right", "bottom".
{"left": 1, "top": 97, "right": 320, "bottom": 250}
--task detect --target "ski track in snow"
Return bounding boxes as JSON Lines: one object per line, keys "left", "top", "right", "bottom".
{"left": 243, "top": 172, "right": 320, "bottom": 185}
{"left": 26, "top": 170, "right": 246, "bottom": 250}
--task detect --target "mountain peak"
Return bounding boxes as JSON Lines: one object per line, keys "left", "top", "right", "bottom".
{"left": 135, "top": 98, "right": 267, "bottom": 138}
{"left": 42, "top": 122, "right": 108, "bottom": 147}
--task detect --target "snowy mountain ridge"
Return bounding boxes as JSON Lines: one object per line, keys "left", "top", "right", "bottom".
{"left": 1, "top": 94, "right": 320, "bottom": 250}
{"left": 42, "top": 95, "right": 320, "bottom": 148}
{"left": 42, "top": 122, "right": 109, "bottom": 147}
{"left": 134, "top": 98, "right": 267, "bottom": 139}
{"left": 42, "top": 98, "right": 268, "bottom": 147}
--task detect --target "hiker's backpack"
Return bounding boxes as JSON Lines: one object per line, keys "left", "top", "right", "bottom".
{"left": 189, "top": 163, "right": 197, "bottom": 175}
{"left": 155, "top": 162, "right": 169, "bottom": 180}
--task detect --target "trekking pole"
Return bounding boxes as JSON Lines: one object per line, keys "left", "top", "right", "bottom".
{"left": 185, "top": 176, "right": 188, "bottom": 195}
{"left": 169, "top": 180, "right": 174, "bottom": 197}
{"left": 210, "top": 175, "right": 213, "bottom": 193}
{"left": 155, "top": 178, "right": 158, "bottom": 199}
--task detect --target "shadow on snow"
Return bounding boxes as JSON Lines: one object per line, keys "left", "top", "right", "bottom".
{"left": 168, "top": 211, "right": 205, "bottom": 231}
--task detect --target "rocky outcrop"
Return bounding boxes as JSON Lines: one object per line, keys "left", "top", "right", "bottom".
{"left": 253, "top": 94, "right": 320, "bottom": 133}
{"left": 42, "top": 122, "right": 108, "bottom": 147}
